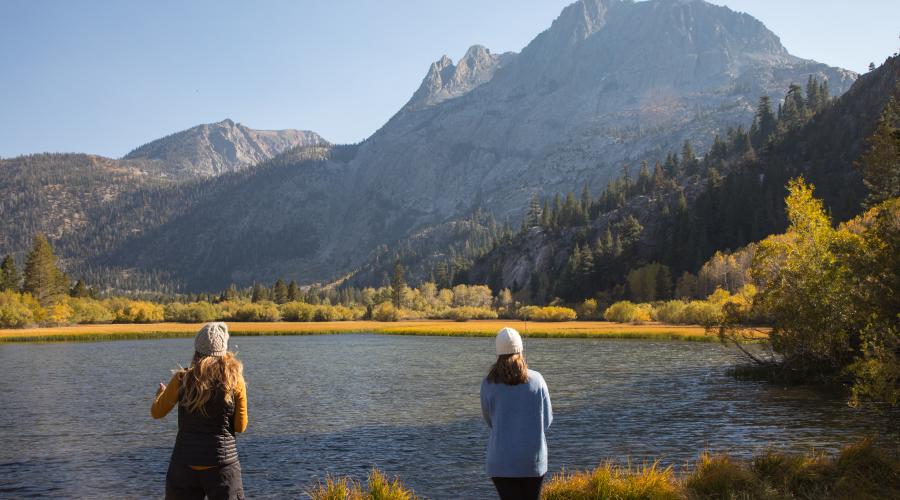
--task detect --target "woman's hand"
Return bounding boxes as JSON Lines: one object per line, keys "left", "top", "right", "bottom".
{"left": 156, "top": 382, "right": 166, "bottom": 395}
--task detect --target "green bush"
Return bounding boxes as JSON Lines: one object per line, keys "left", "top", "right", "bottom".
{"left": 230, "top": 301, "right": 281, "bottom": 322}
{"left": 679, "top": 300, "right": 722, "bottom": 326}
{"left": 654, "top": 300, "right": 688, "bottom": 324}
{"left": 164, "top": 301, "right": 218, "bottom": 323}
{"left": 576, "top": 298, "right": 602, "bottom": 320}
{"left": 69, "top": 298, "right": 115, "bottom": 324}
{"left": 440, "top": 306, "right": 499, "bottom": 322}
{"left": 603, "top": 301, "right": 652, "bottom": 323}
{"left": 0, "top": 291, "right": 44, "bottom": 328}
{"left": 280, "top": 301, "right": 316, "bottom": 321}
{"left": 372, "top": 302, "right": 401, "bottom": 322}
{"left": 519, "top": 305, "right": 577, "bottom": 322}
{"left": 105, "top": 298, "right": 165, "bottom": 323}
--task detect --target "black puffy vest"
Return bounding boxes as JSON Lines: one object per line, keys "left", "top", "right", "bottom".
{"left": 171, "top": 377, "right": 238, "bottom": 466}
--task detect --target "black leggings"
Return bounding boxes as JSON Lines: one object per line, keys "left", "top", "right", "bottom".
{"left": 165, "top": 461, "right": 244, "bottom": 500}
{"left": 491, "top": 476, "right": 544, "bottom": 500}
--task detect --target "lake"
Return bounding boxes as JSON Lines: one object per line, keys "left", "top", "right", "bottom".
{"left": 0, "top": 334, "right": 896, "bottom": 498}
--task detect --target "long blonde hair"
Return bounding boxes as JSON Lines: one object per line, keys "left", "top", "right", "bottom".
{"left": 180, "top": 351, "right": 244, "bottom": 415}
{"left": 487, "top": 353, "right": 529, "bottom": 385}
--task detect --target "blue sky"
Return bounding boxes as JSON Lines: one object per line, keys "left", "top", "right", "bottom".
{"left": 1, "top": 0, "right": 897, "bottom": 158}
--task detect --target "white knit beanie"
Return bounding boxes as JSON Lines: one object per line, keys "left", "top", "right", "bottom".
{"left": 195, "top": 322, "right": 229, "bottom": 357}
{"left": 495, "top": 327, "right": 523, "bottom": 355}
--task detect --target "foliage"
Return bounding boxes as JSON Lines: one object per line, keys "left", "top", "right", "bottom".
{"left": 164, "top": 301, "right": 219, "bottom": 323}
{"left": 518, "top": 305, "right": 577, "bottom": 322}
{"left": 0, "top": 291, "right": 44, "bottom": 328}
{"left": 543, "top": 461, "right": 680, "bottom": 500}
{"left": 576, "top": 298, "right": 601, "bottom": 320}
{"left": 227, "top": 301, "right": 281, "bottom": 322}
{"left": 603, "top": 301, "right": 652, "bottom": 324}
{"left": 372, "top": 302, "right": 402, "bottom": 322}
{"left": 105, "top": 298, "right": 165, "bottom": 323}
{"left": 726, "top": 179, "right": 899, "bottom": 404}
{"left": 0, "top": 255, "right": 19, "bottom": 291}
{"left": 68, "top": 297, "right": 115, "bottom": 324}
{"left": 438, "top": 306, "right": 498, "bottom": 322}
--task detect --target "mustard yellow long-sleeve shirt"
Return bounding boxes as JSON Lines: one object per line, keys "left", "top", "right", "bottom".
{"left": 151, "top": 372, "right": 248, "bottom": 433}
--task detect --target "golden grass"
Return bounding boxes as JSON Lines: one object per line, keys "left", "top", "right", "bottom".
{"left": 0, "top": 320, "right": 759, "bottom": 344}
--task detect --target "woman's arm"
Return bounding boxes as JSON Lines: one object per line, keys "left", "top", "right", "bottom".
{"left": 151, "top": 373, "right": 180, "bottom": 419}
{"left": 542, "top": 380, "right": 553, "bottom": 431}
{"left": 233, "top": 378, "right": 248, "bottom": 433}
{"left": 480, "top": 380, "right": 492, "bottom": 428}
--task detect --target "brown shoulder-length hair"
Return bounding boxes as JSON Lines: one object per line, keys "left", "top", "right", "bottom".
{"left": 487, "top": 353, "right": 529, "bottom": 385}
{"left": 179, "top": 351, "right": 244, "bottom": 415}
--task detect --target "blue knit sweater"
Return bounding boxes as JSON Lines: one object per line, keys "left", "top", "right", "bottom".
{"left": 480, "top": 369, "right": 553, "bottom": 477}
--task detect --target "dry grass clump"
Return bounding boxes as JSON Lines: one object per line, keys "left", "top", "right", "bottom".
{"left": 542, "top": 440, "right": 898, "bottom": 500}
{"left": 543, "top": 461, "right": 681, "bottom": 499}
{"left": 307, "top": 469, "right": 417, "bottom": 500}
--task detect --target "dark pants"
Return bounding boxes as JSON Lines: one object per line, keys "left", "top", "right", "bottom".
{"left": 165, "top": 461, "right": 245, "bottom": 500}
{"left": 491, "top": 476, "right": 544, "bottom": 500}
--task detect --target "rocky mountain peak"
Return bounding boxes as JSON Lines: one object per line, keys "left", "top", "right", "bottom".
{"left": 403, "top": 45, "right": 515, "bottom": 111}
{"left": 124, "top": 119, "right": 327, "bottom": 177}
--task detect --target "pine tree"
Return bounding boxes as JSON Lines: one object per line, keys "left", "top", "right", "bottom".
{"left": 580, "top": 182, "right": 592, "bottom": 216}
{"left": 525, "top": 193, "right": 542, "bottom": 228}
{"left": 22, "top": 234, "right": 69, "bottom": 306}
{"left": 857, "top": 90, "right": 900, "bottom": 206}
{"left": 637, "top": 161, "right": 651, "bottom": 194}
{"left": 273, "top": 279, "right": 288, "bottom": 304}
{"left": 391, "top": 258, "right": 406, "bottom": 308}
{"left": 0, "top": 255, "right": 19, "bottom": 292}
{"left": 251, "top": 283, "right": 269, "bottom": 303}
{"left": 651, "top": 161, "right": 666, "bottom": 191}
{"left": 752, "top": 96, "right": 777, "bottom": 148}
{"left": 222, "top": 284, "right": 238, "bottom": 301}
{"left": 70, "top": 280, "right": 90, "bottom": 298}
{"left": 287, "top": 280, "right": 299, "bottom": 301}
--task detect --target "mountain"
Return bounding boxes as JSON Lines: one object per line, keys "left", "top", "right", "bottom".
{"left": 466, "top": 54, "right": 900, "bottom": 303}
{"left": 124, "top": 119, "right": 327, "bottom": 177}
{"left": 0, "top": 121, "right": 326, "bottom": 282}
{"left": 403, "top": 45, "right": 516, "bottom": 111}
{"left": 0, "top": 0, "right": 861, "bottom": 292}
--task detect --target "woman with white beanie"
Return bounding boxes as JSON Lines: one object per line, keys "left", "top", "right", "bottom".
{"left": 151, "top": 322, "right": 248, "bottom": 499}
{"left": 480, "top": 327, "right": 553, "bottom": 500}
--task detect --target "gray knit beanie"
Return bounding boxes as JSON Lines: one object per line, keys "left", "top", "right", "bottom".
{"left": 195, "top": 322, "right": 229, "bottom": 357}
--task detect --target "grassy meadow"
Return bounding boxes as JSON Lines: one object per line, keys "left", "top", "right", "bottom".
{"left": 0, "top": 320, "right": 728, "bottom": 343}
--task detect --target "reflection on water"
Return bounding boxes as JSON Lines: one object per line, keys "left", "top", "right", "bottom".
{"left": 0, "top": 335, "right": 896, "bottom": 498}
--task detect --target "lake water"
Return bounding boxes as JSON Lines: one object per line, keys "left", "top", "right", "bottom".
{"left": 0, "top": 335, "right": 897, "bottom": 499}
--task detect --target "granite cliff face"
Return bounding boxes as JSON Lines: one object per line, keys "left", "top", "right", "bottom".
{"left": 98, "top": 0, "right": 857, "bottom": 289}
{"left": 124, "top": 119, "right": 326, "bottom": 177}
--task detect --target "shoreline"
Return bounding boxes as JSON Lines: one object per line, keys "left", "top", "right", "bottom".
{"left": 0, "top": 320, "right": 736, "bottom": 343}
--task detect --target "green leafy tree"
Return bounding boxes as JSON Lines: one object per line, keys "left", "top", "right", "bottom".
{"left": 22, "top": 234, "right": 69, "bottom": 306}
{"left": 0, "top": 255, "right": 19, "bottom": 292}
{"left": 70, "top": 280, "right": 90, "bottom": 298}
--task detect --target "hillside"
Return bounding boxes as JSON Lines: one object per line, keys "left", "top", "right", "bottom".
{"left": 91, "top": 0, "right": 855, "bottom": 291}
{"left": 124, "top": 119, "right": 327, "bottom": 177}
{"left": 465, "top": 54, "right": 900, "bottom": 303}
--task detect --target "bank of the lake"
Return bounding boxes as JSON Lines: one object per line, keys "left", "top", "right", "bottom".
{"left": 0, "top": 319, "right": 732, "bottom": 343}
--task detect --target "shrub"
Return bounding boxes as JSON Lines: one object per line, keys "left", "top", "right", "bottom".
{"left": 69, "top": 298, "right": 115, "bottom": 324}
{"left": 313, "top": 304, "right": 358, "bottom": 321}
{"left": 654, "top": 300, "right": 688, "bottom": 324}
{"left": 603, "top": 301, "right": 652, "bottom": 323}
{"left": 231, "top": 301, "right": 281, "bottom": 322}
{"left": 372, "top": 302, "right": 401, "bottom": 322}
{"left": 164, "top": 301, "right": 218, "bottom": 323}
{"left": 576, "top": 298, "right": 601, "bottom": 320}
{"left": 684, "top": 452, "right": 761, "bottom": 498}
{"left": 105, "top": 298, "right": 165, "bottom": 323}
{"left": 441, "top": 306, "right": 499, "bottom": 322}
{"left": 280, "top": 301, "right": 316, "bottom": 321}
{"left": 0, "top": 291, "right": 44, "bottom": 328}
{"left": 518, "top": 305, "right": 577, "bottom": 322}
{"left": 45, "top": 302, "right": 74, "bottom": 326}
{"left": 679, "top": 300, "right": 722, "bottom": 326}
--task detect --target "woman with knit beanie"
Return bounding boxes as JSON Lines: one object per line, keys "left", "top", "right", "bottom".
{"left": 480, "top": 327, "right": 553, "bottom": 500}
{"left": 151, "top": 322, "right": 248, "bottom": 500}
